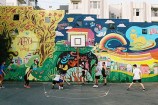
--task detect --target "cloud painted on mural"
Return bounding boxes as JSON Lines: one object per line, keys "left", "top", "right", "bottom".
{"left": 105, "top": 20, "right": 115, "bottom": 24}
{"left": 117, "top": 23, "right": 126, "bottom": 27}
{"left": 56, "top": 31, "right": 64, "bottom": 36}
{"left": 126, "top": 26, "right": 157, "bottom": 51}
{"left": 84, "top": 16, "right": 95, "bottom": 21}
{"left": 65, "top": 26, "right": 73, "bottom": 29}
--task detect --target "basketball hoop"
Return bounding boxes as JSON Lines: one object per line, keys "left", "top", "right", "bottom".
{"left": 70, "top": 34, "right": 86, "bottom": 84}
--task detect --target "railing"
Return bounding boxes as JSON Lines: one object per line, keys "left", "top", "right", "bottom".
{"left": 18, "top": 0, "right": 27, "bottom": 4}
{"left": 70, "top": 0, "right": 81, "bottom": 3}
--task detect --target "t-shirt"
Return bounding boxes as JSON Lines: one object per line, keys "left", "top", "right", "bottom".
{"left": 30, "top": 64, "right": 38, "bottom": 71}
{"left": 96, "top": 66, "right": 102, "bottom": 76}
{"left": 53, "top": 75, "right": 60, "bottom": 81}
{"left": 0, "top": 64, "right": 5, "bottom": 74}
{"left": 133, "top": 68, "right": 141, "bottom": 80}
{"left": 106, "top": 61, "right": 111, "bottom": 68}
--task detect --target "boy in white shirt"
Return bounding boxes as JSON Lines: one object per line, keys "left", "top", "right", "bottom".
{"left": 52, "top": 74, "right": 70, "bottom": 90}
{"left": 127, "top": 64, "right": 145, "bottom": 91}
{"left": 93, "top": 62, "right": 102, "bottom": 88}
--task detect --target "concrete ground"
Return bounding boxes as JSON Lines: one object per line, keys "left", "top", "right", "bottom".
{"left": 0, "top": 82, "right": 158, "bottom": 105}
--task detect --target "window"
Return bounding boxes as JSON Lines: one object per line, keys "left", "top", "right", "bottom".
{"left": 90, "top": 1, "right": 100, "bottom": 9}
{"left": 45, "top": 17, "right": 51, "bottom": 23}
{"left": 13, "top": 14, "right": 19, "bottom": 20}
{"left": 151, "top": 7, "right": 158, "bottom": 16}
{"left": 109, "top": 23, "right": 115, "bottom": 30}
{"left": 110, "top": 13, "right": 115, "bottom": 19}
{"left": 73, "top": 3, "right": 78, "bottom": 9}
{"left": 142, "top": 29, "right": 147, "bottom": 34}
{"left": 136, "top": 9, "right": 140, "bottom": 16}
{"left": 134, "top": 9, "right": 140, "bottom": 16}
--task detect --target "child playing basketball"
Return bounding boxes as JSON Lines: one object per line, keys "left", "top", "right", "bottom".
{"left": 52, "top": 74, "right": 70, "bottom": 90}
{"left": 52, "top": 74, "right": 65, "bottom": 89}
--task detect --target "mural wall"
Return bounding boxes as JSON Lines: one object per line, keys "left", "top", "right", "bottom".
{"left": 1, "top": 6, "right": 158, "bottom": 82}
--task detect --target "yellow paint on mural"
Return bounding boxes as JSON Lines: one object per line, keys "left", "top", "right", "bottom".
{"left": 0, "top": 6, "right": 65, "bottom": 65}
{"left": 111, "top": 70, "right": 158, "bottom": 78}
{"left": 11, "top": 31, "right": 38, "bottom": 58}
{"left": 97, "top": 52, "right": 158, "bottom": 67}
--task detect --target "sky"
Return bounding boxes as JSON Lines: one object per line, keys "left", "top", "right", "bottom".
{"left": 38, "top": 0, "right": 158, "bottom": 10}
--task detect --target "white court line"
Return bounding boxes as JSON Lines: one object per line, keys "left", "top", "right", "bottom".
{"left": 43, "top": 83, "right": 110, "bottom": 100}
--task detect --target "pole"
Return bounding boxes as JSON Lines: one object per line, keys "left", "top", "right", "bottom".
{"left": 76, "top": 47, "right": 80, "bottom": 84}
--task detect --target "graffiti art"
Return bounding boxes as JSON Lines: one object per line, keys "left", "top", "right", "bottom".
{"left": 0, "top": 6, "right": 158, "bottom": 82}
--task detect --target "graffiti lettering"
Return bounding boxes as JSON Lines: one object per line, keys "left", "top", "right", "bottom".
{"left": 70, "top": 52, "right": 77, "bottom": 56}
{"left": 20, "top": 47, "right": 29, "bottom": 51}
{"left": 80, "top": 56, "right": 88, "bottom": 61}
{"left": 59, "top": 64, "right": 68, "bottom": 70}
{"left": 17, "top": 37, "right": 32, "bottom": 46}
{"left": 61, "top": 54, "right": 74, "bottom": 64}
{"left": 68, "top": 60, "right": 78, "bottom": 67}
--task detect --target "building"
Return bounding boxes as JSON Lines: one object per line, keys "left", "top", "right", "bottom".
{"left": 121, "top": 1, "right": 158, "bottom": 22}
{"left": 69, "top": 0, "right": 158, "bottom": 22}
{"left": 59, "top": 5, "right": 69, "bottom": 14}
{"left": 5, "top": 0, "right": 37, "bottom": 7}
{"left": 0, "top": 0, "right": 6, "bottom": 6}
{"left": 69, "top": 0, "right": 109, "bottom": 19}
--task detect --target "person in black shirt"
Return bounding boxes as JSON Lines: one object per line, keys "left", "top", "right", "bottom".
{"left": 102, "top": 62, "right": 107, "bottom": 85}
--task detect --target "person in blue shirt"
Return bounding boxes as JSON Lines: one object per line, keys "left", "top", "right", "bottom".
{"left": 0, "top": 61, "right": 6, "bottom": 88}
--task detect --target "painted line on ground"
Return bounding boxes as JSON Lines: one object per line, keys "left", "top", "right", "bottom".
{"left": 43, "top": 83, "right": 110, "bottom": 100}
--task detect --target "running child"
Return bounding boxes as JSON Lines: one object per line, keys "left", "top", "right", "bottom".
{"left": 52, "top": 74, "right": 64, "bottom": 90}
{"left": 127, "top": 64, "right": 145, "bottom": 91}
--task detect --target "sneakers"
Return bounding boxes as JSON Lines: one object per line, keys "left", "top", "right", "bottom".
{"left": 93, "top": 85, "right": 98, "bottom": 88}
{"left": 127, "top": 88, "right": 130, "bottom": 91}
{"left": 51, "top": 84, "right": 55, "bottom": 89}
{"left": 24, "top": 85, "right": 30, "bottom": 88}
{"left": 103, "top": 83, "right": 107, "bottom": 86}
{"left": 143, "top": 89, "right": 145, "bottom": 91}
{"left": 24, "top": 85, "right": 27, "bottom": 88}
{"left": 26, "top": 86, "right": 30, "bottom": 88}
{"left": 0, "top": 86, "right": 5, "bottom": 88}
{"left": 59, "top": 86, "right": 63, "bottom": 90}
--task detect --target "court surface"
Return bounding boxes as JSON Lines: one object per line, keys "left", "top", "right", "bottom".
{"left": 0, "top": 82, "right": 158, "bottom": 105}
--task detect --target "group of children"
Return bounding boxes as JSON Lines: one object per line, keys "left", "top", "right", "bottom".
{"left": 0, "top": 59, "right": 145, "bottom": 91}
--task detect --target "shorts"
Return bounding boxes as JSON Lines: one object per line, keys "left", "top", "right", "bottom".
{"left": 60, "top": 71, "right": 67, "bottom": 75}
{"left": 82, "top": 71, "right": 86, "bottom": 77}
{"left": 53, "top": 79, "right": 63, "bottom": 84}
{"left": 95, "top": 76, "right": 100, "bottom": 79}
{"left": 102, "top": 74, "right": 107, "bottom": 78}
{"left": 133, "top": 79, "right": 142, "bottom": 83}
{"left": 0, "top": 74, "right": 4, "bottom": 81}
{"left": 106, "top": 66, "right": 110, "bottom": 69}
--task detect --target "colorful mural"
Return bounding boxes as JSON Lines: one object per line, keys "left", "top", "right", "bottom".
{"left": 1, "top": 6, "right": 158, "bottom": 82}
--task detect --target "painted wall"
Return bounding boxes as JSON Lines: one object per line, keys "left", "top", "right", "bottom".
{"left": 1, "top": 6, "right": 158, "bottom": 82}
